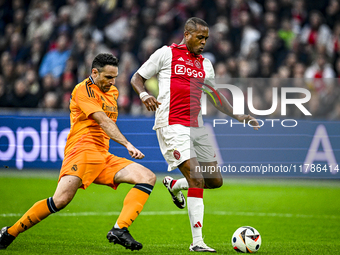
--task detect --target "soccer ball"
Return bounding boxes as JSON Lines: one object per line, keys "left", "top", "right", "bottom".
{"left": 231, "top": 226, "right": 261, "bottom": 253}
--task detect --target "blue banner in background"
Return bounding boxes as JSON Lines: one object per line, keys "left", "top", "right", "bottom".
{"left": 0, "top": 114, "right": 168, "bottom": 173}
{"left": 0, "top": 114, "right": 339, "bottom": 178}
{"left": 204, "top": 118, "right": 340, "bottom": 178}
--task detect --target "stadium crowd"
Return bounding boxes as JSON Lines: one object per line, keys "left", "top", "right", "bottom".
{"left": 0, "top": 0, "right": 339, "bottom": 119}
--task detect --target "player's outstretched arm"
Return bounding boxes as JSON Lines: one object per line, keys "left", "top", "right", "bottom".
{"left": 207, "top": 90, "right": 260, "bottom": 130}
{"left": 131, "top": 72, "right": 161, "bottom": 111}
{"left": 91, "top": 111, "right": 145, "bottom": 159}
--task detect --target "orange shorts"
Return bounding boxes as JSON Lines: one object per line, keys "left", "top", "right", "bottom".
{"left": 59, "top": 151, "right": 133, "bottom": 190}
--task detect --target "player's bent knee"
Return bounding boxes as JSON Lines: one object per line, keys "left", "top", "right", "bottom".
{"left": 206, "top": 178, "right": 223, "bottom": 189}
{"left": 53, "top": 194, "right": 74, "bottom": 210}
{"left": 142, "top": 169, "right": 156, "bottom": 185}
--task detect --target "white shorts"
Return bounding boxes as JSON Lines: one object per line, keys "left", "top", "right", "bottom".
{"left": 156, "top": 124, "right": 216, "bottom": 171}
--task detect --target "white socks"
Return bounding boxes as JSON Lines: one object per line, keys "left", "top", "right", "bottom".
{"left": 187, "top": 188, "right": 204, "bottom": 245}
{"left": 114, "top": 222, "right": 121, "bottom": 229}
{"left": 171, "top": 178, "right": 189, "bottom": 191}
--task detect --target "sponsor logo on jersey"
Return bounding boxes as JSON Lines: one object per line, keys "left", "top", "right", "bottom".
{"left": 174, "top": 64, "right": 204, "bottom": 78}
{"left": 178, "top": 57, "right": 185, "bottom": 61}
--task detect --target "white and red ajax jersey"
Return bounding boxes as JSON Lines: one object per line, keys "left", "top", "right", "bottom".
{"left": 137, "top": 43, "right": 215, "bottom": 130}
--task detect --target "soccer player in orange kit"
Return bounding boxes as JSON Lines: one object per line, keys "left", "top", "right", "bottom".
{"left": 0, "top": 53, "right": 156, "bottom": 251}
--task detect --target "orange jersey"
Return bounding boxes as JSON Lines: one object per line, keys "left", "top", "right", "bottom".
{"left": 63, "top": 77, "right": 119, "bottom": 163}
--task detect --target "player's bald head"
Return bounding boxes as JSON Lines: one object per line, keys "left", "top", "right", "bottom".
{"left": 184, "top": 17, "right": 209, "bottom": 33}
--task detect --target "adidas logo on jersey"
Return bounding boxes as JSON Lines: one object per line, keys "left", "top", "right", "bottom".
{"left": 177, "top": 57, "right": 185, "bottom": 61}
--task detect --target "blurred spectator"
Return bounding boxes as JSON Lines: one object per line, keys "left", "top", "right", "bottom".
{"left": 278, "top": 18, "right": 296, "bottom": 49}
{"left": 78, "top": 7, "right": 104, "bottom": 43}
{"left": 335, "top": 57, "right": 340, "bottom": 77}
{"left": 41, "top": 91, "right": 59, "bottom": 109}
{"left": 61, "top": 69, "right": 75, "bottom": 93}
{"left": 39, "top": 34, "right": 71, "bottom": 79}
{"left": 155, "top": 0, "right": 177, "bottom": 31}
{"left": 293, "top": 62, "right": 306, "bottom": 78}
{"left": 104, "top": 0, "right": 140, "bottom": 46}
{"left": 284, "top": 52, "right": 298, "bottom": 72}
{"left": 26, "top": 0, "right": 56, "bottom": 43}
{"left": 0, "top": 0, "right": 338, "bottom": 119}
{"left": 325, "top": 0, "right": 340, "bottom": 29}
{"left": 8, "top": 32, "right": 28, "bottom": 62}
{"left": 28, "top": 38, "right": 45, "bottom": 69}
{"left": 25, "top": 68, "right": 41, "bottom": 98}
{"left": 230, "top": 0, "right": 250, "bottom": 29}
{"left": 7, "top": 79, "right": 37, "bottom": 108}
{"left": 215, "top": 62, "right": 231, "bottom": 83}
{"left": 291, "top": 0, "right": 307, "bottom": 34}
{"left": 306, "top": 93, "right": 323, "bottom": 118}
{"left": 61, "top": 91, "right": 71, "bottom": 110}
{"left": 0, "top": 75, "right": 8, "bottom": 107}
{"left": 70, "top": 29, "right": 87, "bottom": 65}
{"left": 263, "top": 12, "right": 278, "bottom": 31}
{"left": 41, "top": 73, "right": 57, "bottom": 94}
{"left": 239, "top": 11, "right": 260, "bottom": 58}
{"left": 264, "top": 0, "right": 279, "bottom": 14}
{"left": 211, "top": 16, "right": 229, "bottom": 43}
{"left": 329, "top": 101, "right": 340, "bottom": 120}
{"left": 207, "top": 0, "right": 230, "bottom": 25}
{"left": 12, "top": 8, "right": 26, "bottom": 36}
{"left": 226, "top": 57, "right": 239, "bottom": 78}
{"left": 119, "top": 51, "right": 139, "bottom": 77}
{"left": 65, "top": 0, "right": 88, "bottom": 28}
{"left": 0, "top": 0, "right": 11, "bottom": 35}
{"left": 0, "top": 23, "right": 14, "bottom": 53}
{"left": 52, "top": 5, "right": 73, "bottom": 39}
{"left": 1, "top": 53, "right": 16, "bottom": 88}
{"left": 258, "top": 52, "right": 274, "bottom": 78}
{"left": 14, "top": 61, "right": 27, "bottom": 78}
{"left": 326, "top": 22, "right": 340, "bottom": 59}
{"left": 305, "top": 54, "right": 335, "bottom": 96}
{"left": 300, "top": 11, "right": 332, "bottom": 52}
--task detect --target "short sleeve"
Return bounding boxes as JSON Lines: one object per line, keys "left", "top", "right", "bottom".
{"left": 202, "top": 58, "right": 216, "bottom": 90}
{"left": 75, "top": 85, "right": 103, "bottom": 118}
{"left": 137, "top": 46, "right": 168, "bottom": 79}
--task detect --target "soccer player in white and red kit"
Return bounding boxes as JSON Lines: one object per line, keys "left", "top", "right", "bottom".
{"left": 131, "top": 17, "right": 259, "bottom": 252}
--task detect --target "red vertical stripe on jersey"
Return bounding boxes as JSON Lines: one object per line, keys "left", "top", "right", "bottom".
{"left": 169, "top": 44, "right": 205, "bottom": 127}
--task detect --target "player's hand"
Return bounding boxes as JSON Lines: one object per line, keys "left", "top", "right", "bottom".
{"left": 126, "top": 142, "right": 145, "bottom": 159}
{"left": 237, "top": 115, "right": 260, "bottom": 130}
{"left": 141, "top": 95, "right": 161, "bottom": 111}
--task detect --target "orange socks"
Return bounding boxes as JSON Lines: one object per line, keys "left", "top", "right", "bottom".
{"left": 116, "top": 183, "right": 153, "bottom": 228}
{"left": 7, "top": 184, "right": 153, "bottom": 238}
{"left": 7, "top": 197, "right": 59, "bottom": 237}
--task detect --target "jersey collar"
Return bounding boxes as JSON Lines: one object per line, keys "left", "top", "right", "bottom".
{"left": 89, "top": 76, "right": 95, "bottom": 84}
{"left": 171, "top": 43, "right": 203, "bottom": 59}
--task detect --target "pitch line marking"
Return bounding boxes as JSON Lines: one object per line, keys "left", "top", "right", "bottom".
{"left": 0, "top": 211, "right": 339, "bottom": 219}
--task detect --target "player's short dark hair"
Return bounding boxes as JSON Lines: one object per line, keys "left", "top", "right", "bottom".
{"left": 92, "top": 53, "right": 119, "bottom": 72}
{"left": 184, "top": 17, "right": 209, "bottom": 33}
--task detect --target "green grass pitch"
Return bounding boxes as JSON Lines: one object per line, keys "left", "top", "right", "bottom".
{"left": 0, "top": 170, "right": 340, "bottom": 254}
